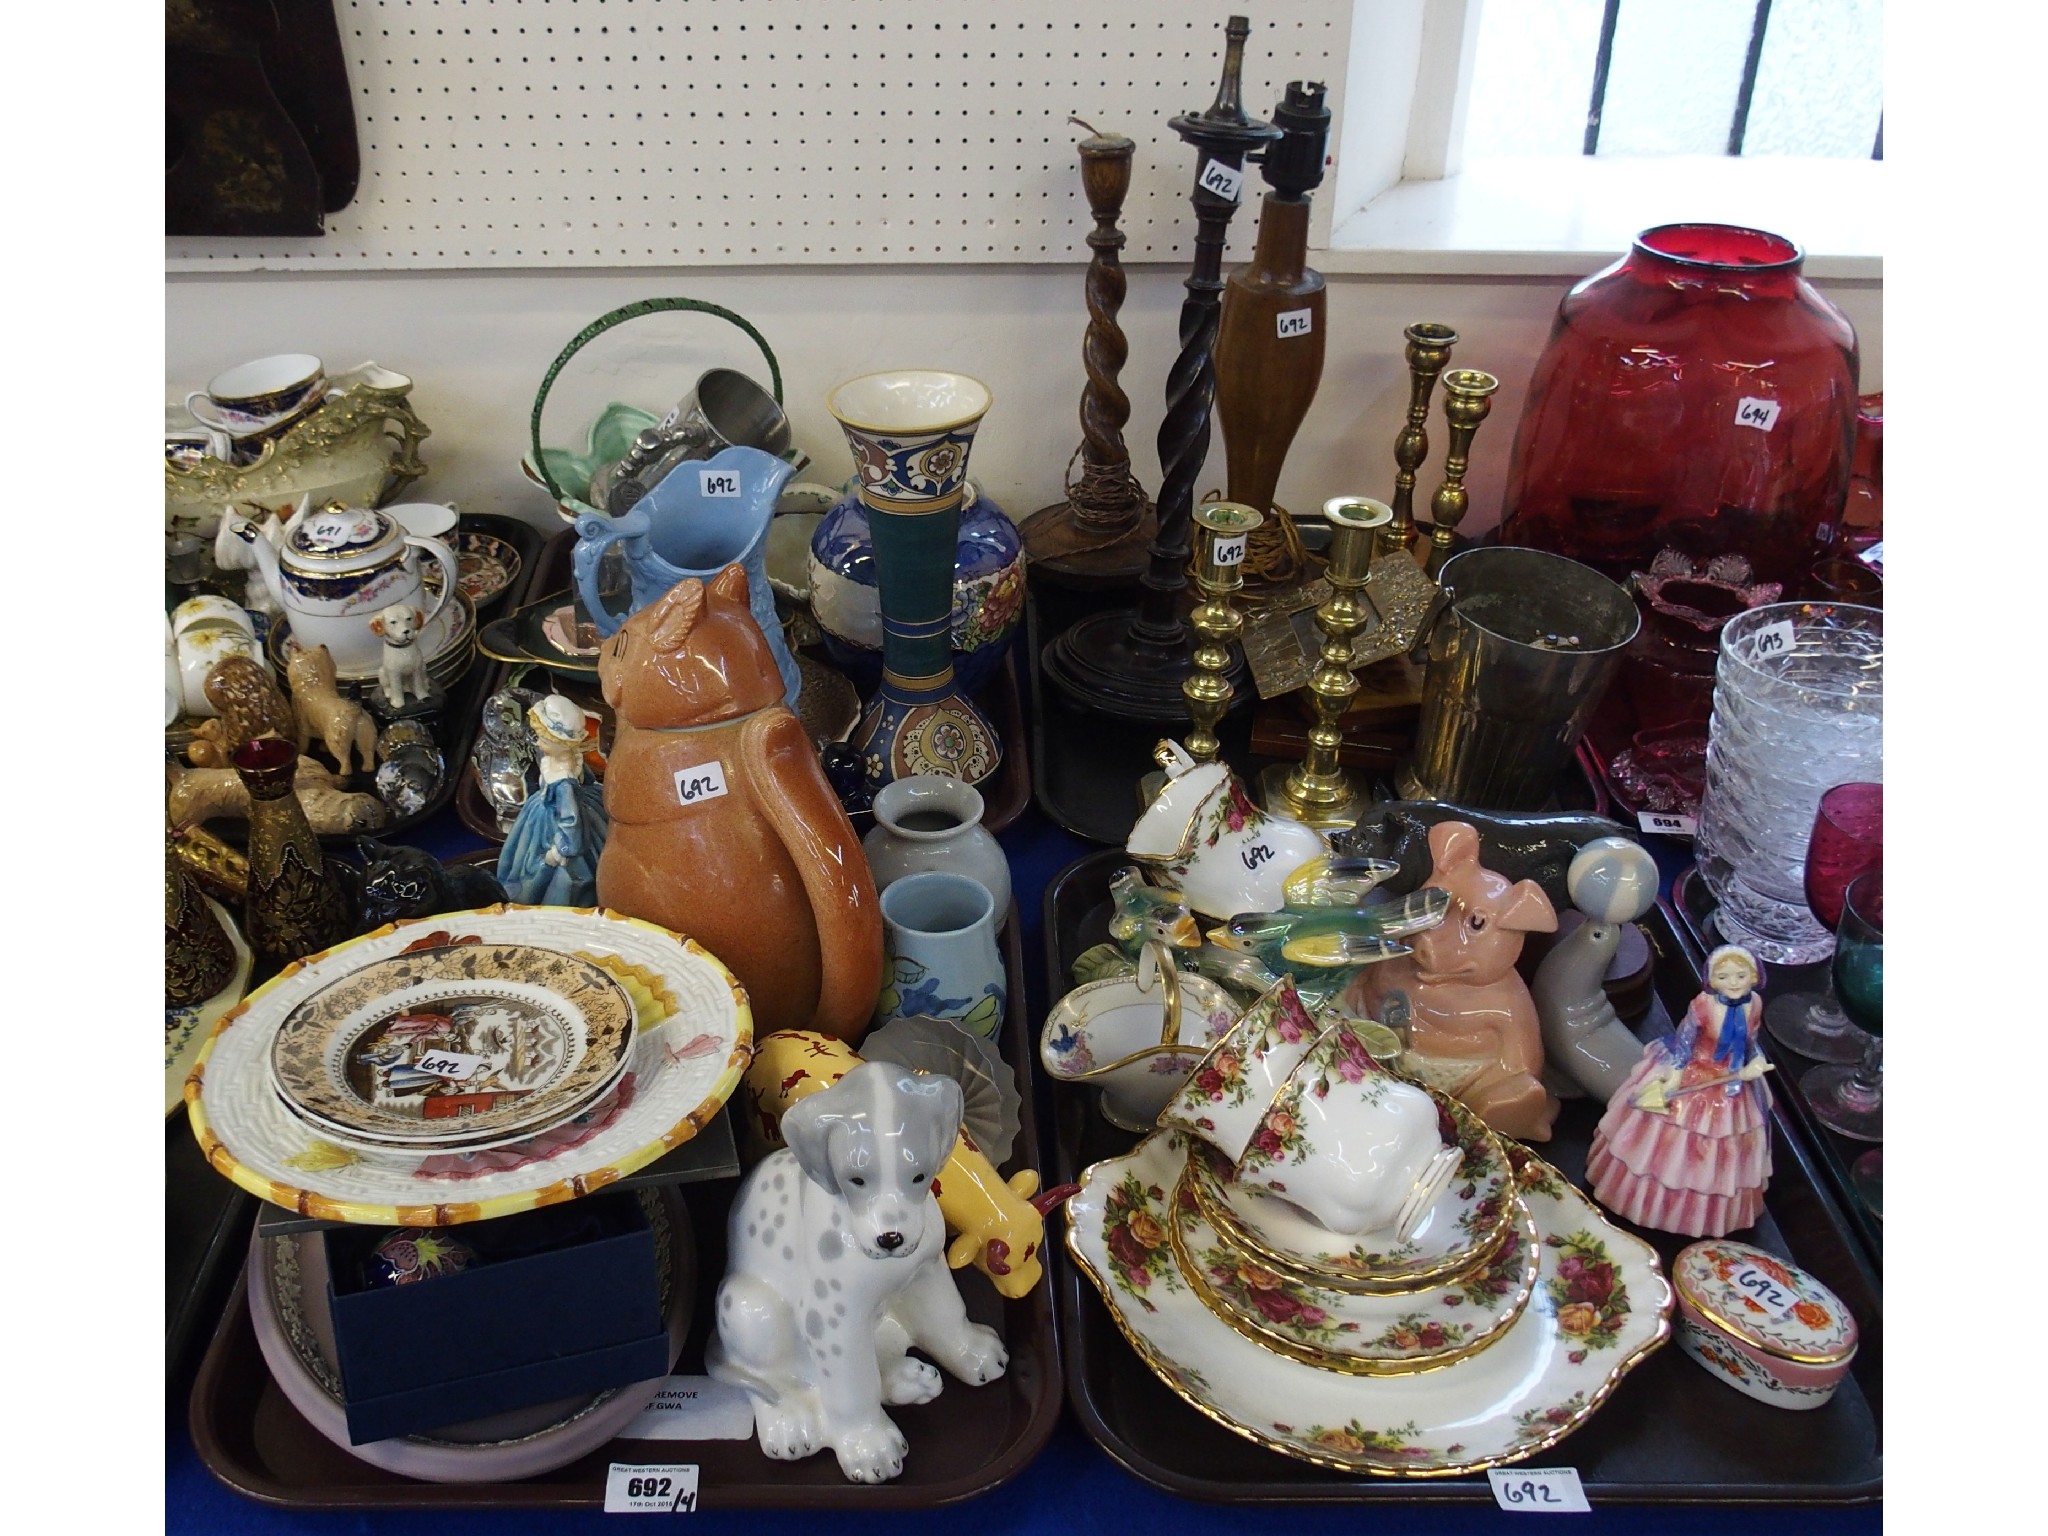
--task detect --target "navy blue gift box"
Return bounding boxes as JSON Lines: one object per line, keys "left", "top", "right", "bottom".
{"left": 323, "top": 1192, "right": 669, "bottom": 1445}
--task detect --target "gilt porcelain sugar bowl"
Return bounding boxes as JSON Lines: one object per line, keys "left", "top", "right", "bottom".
{"left": 1127, "top": 742, "right": 1330, "bottom": 920}
{"left": 1040, "top": 948, "right": 1237, "bottom": 1131}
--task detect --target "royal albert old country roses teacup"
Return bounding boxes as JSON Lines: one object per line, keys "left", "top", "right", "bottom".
{"left": 1158, "top": 976, "right": 1322, "bottom": 1162}
{"left": 1127, "top": 741, "right": 1329, "bottom": 921}
{"left": 1233, "top": 1018, "right": 1462, "bottom": 1240}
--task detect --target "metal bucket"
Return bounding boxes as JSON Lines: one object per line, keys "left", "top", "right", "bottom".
{"left": 1400, "top": 546, "right": 1640, "bottom": 810}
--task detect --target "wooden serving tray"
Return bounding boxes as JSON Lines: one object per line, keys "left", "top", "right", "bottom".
{"left": 1040, "top": 847, "right": 1881, "bottom": 1505}
{"left": 188, "top": 914, "right": 1062, "bottom": 1510}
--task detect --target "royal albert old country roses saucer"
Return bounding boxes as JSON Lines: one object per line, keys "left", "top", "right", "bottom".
{"left": 1066, "top": 1133, "right": 1671, "bottom": 1476}
{"left": 187, "top": 906, "right": 752, "bottom": 1225}
{"left": 1170, "top": 1162, "right": 1541, "bottom": 1374}
{"left": 267, "top": 943, "right": 636, "bottom": 1148}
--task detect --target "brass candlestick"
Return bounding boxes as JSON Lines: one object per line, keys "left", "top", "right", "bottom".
{"left": 1382, "top": 323, "right": 1458, "bottom": 558}
{"left": 1423, "top": 369, "right": 1500, "bottom": 581}
{"left": 1258, "top": 496, "right": 1392, "bottom": 827}
{"left": 1183, "top": 501, "right": 1264, "bottom": 764}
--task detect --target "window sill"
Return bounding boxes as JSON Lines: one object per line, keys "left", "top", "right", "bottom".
{"left": 1317, "top": 155, "right": 1884, "bottom": 281}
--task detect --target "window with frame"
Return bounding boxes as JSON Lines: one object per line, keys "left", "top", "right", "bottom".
{"left": 1323, "top": 0, "right": 1884, "bottom": 275}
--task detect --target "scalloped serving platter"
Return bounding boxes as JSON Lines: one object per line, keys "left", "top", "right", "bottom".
{"left": 1065, "top": 1132, "right": 1670, "bottom": 1477}
{"left": 187, "top": 906, "right": 752, "bottom": 1226}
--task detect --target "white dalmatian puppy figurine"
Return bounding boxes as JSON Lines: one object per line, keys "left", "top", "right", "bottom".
{"left": 705, "top": 1061, "right": 1008, "bottom": 1483}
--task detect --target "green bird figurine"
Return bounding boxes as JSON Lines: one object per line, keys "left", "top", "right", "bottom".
{"left": 1107, "top": 865, "right": 1203, "bottom": 952}
{"left": 1207, "top": 887, "right": 1452, "bottom": 976}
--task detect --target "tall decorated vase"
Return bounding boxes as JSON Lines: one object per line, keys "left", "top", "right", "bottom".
{"left": 1498, "top": 224, "right": 1859, "bottom": 594}
{"left": 828, "top": 372, "right": 1002, "bottom": 792}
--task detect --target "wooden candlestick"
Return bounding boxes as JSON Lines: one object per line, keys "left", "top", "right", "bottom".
{"left": 1215, "top": 81, "right": 1330, "bottom": 588}
{"left": 1041, "top": 15, "right": 1280, "bottom": 720}
{"left": 1020, "top": 120, "right": 1155, "bottom": 587}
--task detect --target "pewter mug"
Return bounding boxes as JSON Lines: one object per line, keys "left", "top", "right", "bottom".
{"left": 1401, "top": 546, "right": 1639, "bottom": 811}
{"left": 592, "top": 367, "right": 794, "bottom": 513}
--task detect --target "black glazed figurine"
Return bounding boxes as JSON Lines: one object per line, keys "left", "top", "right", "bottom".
{"left": 1334, "top": 802, "right": 1633, "bottom": 909}
{"left": 352, "top": 838, "right": 508, "bottom": 931}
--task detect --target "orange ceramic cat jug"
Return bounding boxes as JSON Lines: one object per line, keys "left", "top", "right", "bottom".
{"left": 597, "top": 565, "right": 884, "bottom": 1042}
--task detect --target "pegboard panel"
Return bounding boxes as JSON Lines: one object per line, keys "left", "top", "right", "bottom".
{"left": 165, "top": 0, "right": 1352, "bottom": 271}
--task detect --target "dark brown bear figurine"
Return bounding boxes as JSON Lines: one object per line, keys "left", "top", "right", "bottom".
{"left": 597, "top": 565, "right": 884, "bottom": 1043}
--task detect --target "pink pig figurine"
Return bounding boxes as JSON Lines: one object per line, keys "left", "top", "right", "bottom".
{"left": 1343, "top": 821, "right": 1561, "bottom": 1140}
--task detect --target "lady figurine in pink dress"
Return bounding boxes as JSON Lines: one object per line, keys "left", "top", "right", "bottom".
{"left": 1586, "top": 944, "right": 1774, "bottom": 1237}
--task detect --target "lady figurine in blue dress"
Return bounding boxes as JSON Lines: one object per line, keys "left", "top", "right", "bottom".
{"left": 496, "top": 695, "right": 609, "bottom": 906}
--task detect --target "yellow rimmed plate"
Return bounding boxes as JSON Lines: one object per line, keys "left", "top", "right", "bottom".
{"left": 186, "top": 905, "right": 752, "bottom": 1225}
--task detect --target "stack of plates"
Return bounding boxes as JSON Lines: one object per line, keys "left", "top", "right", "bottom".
{"left": 265, "top": 942, "right": 641, "bottom": 1157}
{"left": 1063, "top": 987, "right": 1672, "bottom": 1477}
{"left": 186, "top": 905, "right": 753, "bottom": 1226}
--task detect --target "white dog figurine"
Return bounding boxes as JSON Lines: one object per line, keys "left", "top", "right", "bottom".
{"left": 370, "top": 603, "right": 431, "bottom": 711}
{"left": 706, "top": 1062, "right": 1008, "bottom": 1484}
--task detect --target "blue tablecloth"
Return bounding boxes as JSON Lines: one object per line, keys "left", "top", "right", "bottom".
{"left": 168, "top": 796, "right": 1876, "bottom": 1534}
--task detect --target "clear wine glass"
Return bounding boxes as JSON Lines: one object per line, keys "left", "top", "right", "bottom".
{"left": 1765, "top": 783, "right": 1883, "bottom": 1061}
{"left": 1800, "top": 870, "right": 1882, "bottom": 1141}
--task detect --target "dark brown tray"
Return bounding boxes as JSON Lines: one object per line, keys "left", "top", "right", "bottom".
{"left": 188, "top": 914, "right": 1062, "bottom": 1510}
{"left": 459, "top": 534, "right": 1030, "bottom": 843}
{"left": 1027, "top": 587, "right": 1609, "bottom": 845}
{"left": 1041, "top": 846, "right": 1881, "bottom": 1505}
{"left": 168, "top": 1107, "right": 257, "bottom": 1401}
{"left": 1670, "top": 867, "right": 1883, "bottom": 1268}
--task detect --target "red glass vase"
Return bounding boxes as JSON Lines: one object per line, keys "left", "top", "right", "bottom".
{"left": 1499, "top": 224, "right": 1859, "bottom": 592}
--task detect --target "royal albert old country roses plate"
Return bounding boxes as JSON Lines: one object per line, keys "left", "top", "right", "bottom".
{"left": 187, "top": 906, "right": 752, "bottom": 1225}
{"left": 1169, "top": 1165, "right": 1541, "bottom": 1375}
{"left": 267, "top": 943, "right": 637, "bottom": 1148}
{"left": 1065, "top": 1132, "right": 1671, "bottom": 1477}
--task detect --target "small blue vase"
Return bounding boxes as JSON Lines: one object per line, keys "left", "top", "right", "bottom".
{"left": 571, "top": 444, "right": 800, "bottom": 703}
{"left": 875, "top": 871, "right": 1006, "bottom": 1038}
{"left": 807, "top": 481, "right": 1025, "bottom": 696}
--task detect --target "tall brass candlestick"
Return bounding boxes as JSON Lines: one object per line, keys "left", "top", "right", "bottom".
{"left": 1183, "top": 501, "right": 1264, "bottom": 764}
{"left": 1382, "top": 323, "right": 1459, "bottom": 558}
{"left": 1259, "top": 496, "right": 1392, "bottom": 827}
{"left": 1424, "top": 369, "right": 1501, "bottom": 581}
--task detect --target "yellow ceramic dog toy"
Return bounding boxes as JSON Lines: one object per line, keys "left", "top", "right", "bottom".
{"left": 741, "top": 1031, "right": 1074, "bottom": 1299}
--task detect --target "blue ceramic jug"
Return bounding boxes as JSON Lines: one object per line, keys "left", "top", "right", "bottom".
{"left": 572, "top": 444, "right": 800, "bottom": 703}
